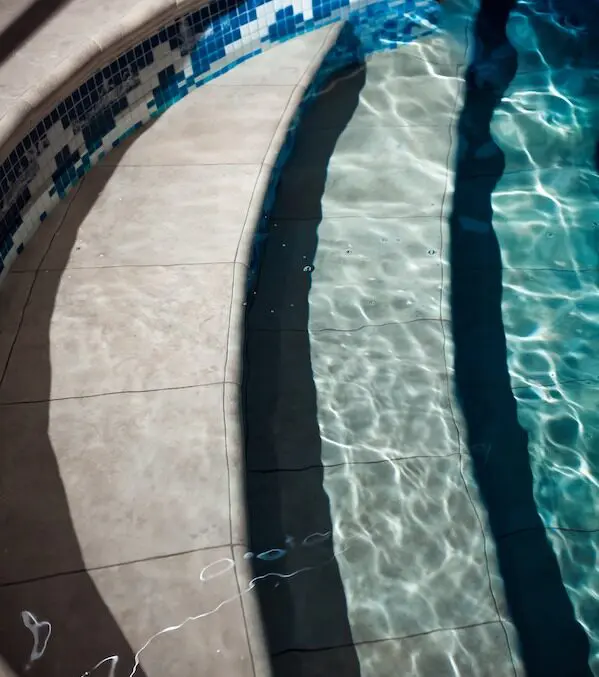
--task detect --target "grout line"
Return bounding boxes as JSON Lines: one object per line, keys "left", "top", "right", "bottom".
{"left": 230, "top": 544, "right": 259, "bottom": 677}
{"left": 0, "top": 379, "right": 227, "bottom": 407}
{"left": 270, "top": 210, "right": 449, "bottom": 220}
{"left": 248, "top": 317, "right": 445, "bottom": 335}
{"left": 0, "top": 181, "right": 83, "bottom": 391}
{"left": 222, "top": 135, "right": 275, "bottom": 568}
{"left": 251, "top": 25, "right": 343, "bottom": 183}
{"left": 499, "top": 525, "right": 599, "bottom": 539}
{"left": 295, "top": 121, "right": 451, "bottom": 131}
{"left": 437, "top": 29, "right": 518, "bottom": 677}
{"left": 270, "top": 619, "right": 505, "bottom": 657}
{"left": 222, "top": 380, "right": 235, "bottom": 550}
{"left": 211, "top": 83, "right": 309, "bottom": 88}
{"left": 511, "top": 376, "right": 599, "bottom": 391}
{"left": 0, "top": 542, "right": 237, "bottom": 589}
{"left": 259, "top": 77, "right": 306, "bottom": 179}
{"left": 99, "top": 161, "right": 268, "bottom": 168}
{"left": 305, "top": 317, "right": 443, "bottom": 332}
{"left": 3, "top": 363, "right": 585, "bottom": 408}
{"left": 218, "top": 42, "right": 337, "bottom": 576}
{"left": 268, "top": 213, "right": 448, "bottom": 221}
{"left": 233, "top": 159, "right": 272, "bottom": 268}
{"left": 1, "top": 269, "right": 34, "bottom": 276}
{"left": 21, "top": 259, "right": 599, "bottom": 276}
{"left": 35, "top": 260, "right": 246, "bottom": 273}
{"left": 222, "top": 36, "right": 379, "bottom": 675}
{"left": 247, "top": 451, "right": 461, "bottom": 474}
{"left": 0, "top": 278, "right": 35, "bottom": 390}
{"left": 215, "top": 74, "right": 308, "bottom": 676}
{"left": 506, "top": 266, "right": 599, "bottom": 273}
{"left": 300, "top": 23, "right": 341, "bottom": 95}
{"left": 450, "top": 265, "right": 599, "bottom": 274}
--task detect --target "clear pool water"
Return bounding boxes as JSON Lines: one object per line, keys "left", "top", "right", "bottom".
{"left": 243, "top": 1, "right": 599, "bottom": 675}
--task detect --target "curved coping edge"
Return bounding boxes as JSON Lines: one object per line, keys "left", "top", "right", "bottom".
{"left": 0, "top": 0, "right": 208, "bottom": 161}
{"left": 0, "top": 0, "right": 440, "bottom": 283}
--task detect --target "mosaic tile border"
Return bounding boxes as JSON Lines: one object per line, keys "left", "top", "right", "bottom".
{"left": 0, "top": 0, "right": 439, "bottom": 281}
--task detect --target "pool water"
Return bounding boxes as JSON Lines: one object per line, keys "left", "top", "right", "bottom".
{"left": 243, "top": 1, "right": 599, "bottom": 675}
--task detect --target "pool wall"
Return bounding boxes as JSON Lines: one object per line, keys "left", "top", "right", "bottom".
{"left": 0, "top": 0, "right": 439, "bottom": 283}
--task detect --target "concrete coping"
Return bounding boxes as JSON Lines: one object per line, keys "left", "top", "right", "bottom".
{"left": 0, "top": 0, "right": 212, "bottom": 165}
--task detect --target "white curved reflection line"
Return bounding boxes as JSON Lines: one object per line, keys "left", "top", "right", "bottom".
{"left": 129, "top": 541, "right": 351, "bottom": 677}
{"left": 20, "top": 610, "right": 51, "bottom": 664}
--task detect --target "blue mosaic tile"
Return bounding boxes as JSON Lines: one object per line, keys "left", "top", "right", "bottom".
{"left": 0, "top": 0, "right": 440, "bottom": 276}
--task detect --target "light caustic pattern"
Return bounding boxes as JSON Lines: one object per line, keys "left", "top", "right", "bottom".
{"left": 475, "top": 2, "right": 599, "bottom": 671}
{"left": 303, "top": 39, "right": 465, "bottom": 468}
{"left": 288, "top": 1, "right": 599, "bottom": 673}
{"left": 253, "top": 4, "right": 519, "bottom": 673}
{"left": 27, "top": 524, "right": 503, "bottom": 677}
{"left": 494, "top": 12, "right": 599, "bottom": 530}
{"left": 260, "top": 5, "right": 519, "bottom": 674}
{"left": 72, "top": 532, "right": 506, "bottom": 677}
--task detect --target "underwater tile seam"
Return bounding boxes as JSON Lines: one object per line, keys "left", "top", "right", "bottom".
{"left": 246, "top": 317, "right": 445, "bottom": 334}
{"left": 245, "top": 451, "right": 462, "bottom": 473}
{"left": 269, "top": 619, "right": 507, "bottom": 656}
{"left": 435, "top": 47, "right": 520, "bottom": 670}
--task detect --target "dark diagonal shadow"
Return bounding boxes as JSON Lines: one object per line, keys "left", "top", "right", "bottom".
{"left": 0, "top": 164, "right": 146, "bottom": 677}
{"left": 449, "top": 1, "right": 593, "bottom": 675}
{"left": 240, "top": 22, "right": 366, "bottom": 677}
{"left": 0, "top": 0, "right": 74, "bottom": 67}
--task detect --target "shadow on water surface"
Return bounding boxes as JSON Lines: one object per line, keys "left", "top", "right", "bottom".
{"left": 449, "top": 0, "right": 593, "bottom": 675}
{"left": 241, "top": 22, "right": 365, "bottom": 677}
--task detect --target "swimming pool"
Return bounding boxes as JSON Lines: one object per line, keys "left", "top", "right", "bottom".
{"left": 242, "top": 0, "right": 599, "bottom": 675}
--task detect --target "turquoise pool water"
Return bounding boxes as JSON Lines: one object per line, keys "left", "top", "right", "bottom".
{"left": 243, "top": 1, "right": 599, "bottom": 675}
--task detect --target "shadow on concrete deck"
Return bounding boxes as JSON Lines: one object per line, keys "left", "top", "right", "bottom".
{"left": 0, "top": 164, "right": 146, "bottom": 677}
{"left": 240, "top": 22, "right": 366, "bottom": 677}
